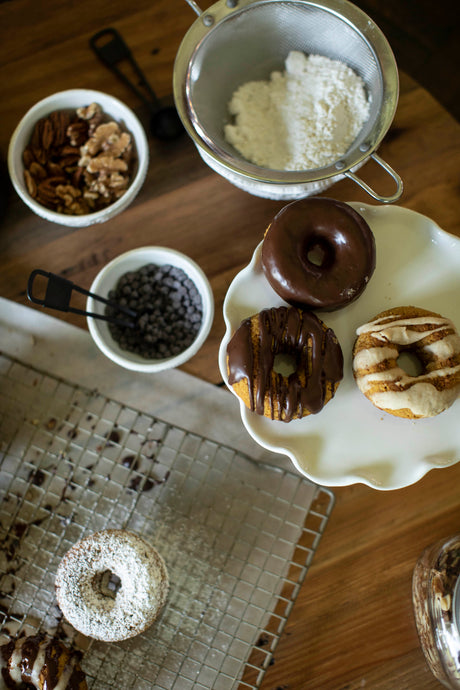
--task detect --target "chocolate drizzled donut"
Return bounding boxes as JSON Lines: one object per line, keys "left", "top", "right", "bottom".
{"left": 0, "top": 633, "right": 87, "bottom": 689}
{"left": 227, "top": 306, "right": 343, "bottom": 422}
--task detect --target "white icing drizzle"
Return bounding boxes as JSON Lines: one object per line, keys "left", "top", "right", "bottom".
{"left": 353, "top": 345, "right": 397, "bottom": 370}
{"left": 354, "top": 310, "right": 460, "bottom": 417}
{"left": 424, "top": 334, "right": 460, "bottom": 360}
{"left": 356, "top": 364, "right": 460, "bottom": 390}
{"left": 7, "top": 646, "right": 23, "bottom": 683}
{"left": 29, "top": 642, "right": 46, "bottom": 688}
{"left": 368, "top": 383, "right": 458, "bottom": 416}
{"left": 356, "top": 315, "right": 452, "bottom": 339}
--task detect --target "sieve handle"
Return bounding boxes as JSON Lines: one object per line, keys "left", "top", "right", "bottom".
{"left": 344, "top": 153, "right": 403, "bottom": 204}
{"left": 183, "top": 0, "right": 203, "bottom": 16}
{"left": 183, "top": 0, "right": 238, "bottom": 19}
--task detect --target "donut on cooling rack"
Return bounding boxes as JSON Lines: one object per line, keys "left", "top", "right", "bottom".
{"left": 55, "top": 529, "right": 169, "bottom": 642}
{"left": 0, "top": 633, "right": 87, "bottom": 689}
{"left": 352, "top": 306, "right": 460, "bottom": 418}
{"left": 261, "top": 197, "right": 376, "bottom": 311}
{"left": 226, "top": 305, "right": 343, "bottom": 422}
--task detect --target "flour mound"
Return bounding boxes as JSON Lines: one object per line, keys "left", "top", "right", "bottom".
{"left": 224, "top": 51, "right": 371, "bottom": 171}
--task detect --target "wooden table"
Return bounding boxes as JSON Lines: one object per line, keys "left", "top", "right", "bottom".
{"left": 1, "top": 1, "right": 459, "bottom": 688}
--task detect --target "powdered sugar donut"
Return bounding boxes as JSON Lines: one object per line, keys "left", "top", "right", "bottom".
{"left": 55, "top": 530, "right": 169, "bottom": 642}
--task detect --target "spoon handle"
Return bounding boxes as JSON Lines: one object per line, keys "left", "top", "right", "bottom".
{"left": 27, "top": 269, "right": 137, "bottom": 328}
{"left": 89, "top": 28, "right": 160, "bottom": 111}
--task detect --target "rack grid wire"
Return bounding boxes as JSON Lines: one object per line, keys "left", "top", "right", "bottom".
{"left": 0, "top": 353, "right": 334, "bottom": 689}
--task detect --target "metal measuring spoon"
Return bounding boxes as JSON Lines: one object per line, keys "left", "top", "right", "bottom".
{"left": 90, "top": 28, "right": 184, "bottom": 142}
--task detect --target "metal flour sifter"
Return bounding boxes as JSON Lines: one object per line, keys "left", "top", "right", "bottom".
{"left": 173, "top": 0, "right": 403, "bottom": 202}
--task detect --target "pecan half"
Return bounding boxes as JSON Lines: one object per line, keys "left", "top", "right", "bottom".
{"left": 59, "top": 144, "right": 81, "bottom": 168}
{"left": 30, "top": 119, "right": 44, "bottom": 150}
{"left": 47, "top": 162, "right": 65, "bottom": 177}
{"left": 24, "top": 169, "right": 37, "bottom": 197}
{"left": 37, "top": 179, "right": 59, "bottom": 205}
{"left": 41, "top": 118, "right": 54, "bottom": 150}
{"left": 30, "top": 120, "right": 48, "bottom": 164}
{"left": 29, "top": 161, "right": 47, "bottom": 180}
{"left": 67, "top": 121, "right": 88, "bottom": 147}
{"left": 23, "top": 147, "right": 35, "bottom": 168}
{"left": 72, "top": 166, "right": 83, "bottom": 187}
{"left": 50, "top": 110, "right": 72, "bottom": 147}
{"left": 33, "top": 147, "right": 47, "bottom": 166}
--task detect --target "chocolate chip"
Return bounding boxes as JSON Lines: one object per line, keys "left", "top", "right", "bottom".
{"left": 105, "top": 263, "right": 203, "bottom": 360}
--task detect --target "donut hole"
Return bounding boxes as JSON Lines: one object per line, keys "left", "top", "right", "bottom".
{"left": 92, "top": 569, "right": 122, "bottom": 600}
{"left": 397, "top": 351, "right": 425, "bottom": 377}
{"left": 305, "top": 239, "right": 334, "bottom": 269}
{"left": 273, "top": 352, "right": 298, "bottom": 377}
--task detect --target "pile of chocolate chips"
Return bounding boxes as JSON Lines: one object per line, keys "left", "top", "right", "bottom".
{"left": 105, "top": 263, "right": 203, "bottom": 359}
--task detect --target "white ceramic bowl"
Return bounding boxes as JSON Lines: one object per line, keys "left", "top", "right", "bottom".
{"left": 7, "top": 89, "right": 149, "bottom": 226}
{"left": 86, "top": 247, "right": 214, "bottom": 372}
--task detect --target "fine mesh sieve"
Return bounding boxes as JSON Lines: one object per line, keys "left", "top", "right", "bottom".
{"left": 174, "top": 0, "right": 403, "bottom": 201}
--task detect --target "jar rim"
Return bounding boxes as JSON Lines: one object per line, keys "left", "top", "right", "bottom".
{"left": 453, "top": 576, "right": 460, "bottom": 635}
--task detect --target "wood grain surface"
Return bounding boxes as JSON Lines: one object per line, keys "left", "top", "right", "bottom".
{"left": 1, "top": 1, "right": 459, "bottom": 689}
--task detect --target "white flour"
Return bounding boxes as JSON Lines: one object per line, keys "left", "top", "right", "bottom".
{"left": 224, "top": 51, "right": 371, "bottom": 170}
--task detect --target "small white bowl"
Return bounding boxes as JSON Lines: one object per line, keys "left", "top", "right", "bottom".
{"left": 7, "top": 89, "right": 149, "bottom": 227}
{"left": 86, "top": 247, "right": 214, "bottom": 372}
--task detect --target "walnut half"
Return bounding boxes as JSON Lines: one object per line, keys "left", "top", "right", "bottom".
{"left": 78, "top": 115, "right": 133, "bottom": 205}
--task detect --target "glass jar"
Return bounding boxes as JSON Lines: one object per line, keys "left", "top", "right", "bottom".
{"left": 413, "top": 534, "right": 460, "bottom": 689}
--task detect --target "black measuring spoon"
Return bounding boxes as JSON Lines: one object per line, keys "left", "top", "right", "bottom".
{"left": 89, "top": 28, "right": 184, "bottom": 142}
{"left": 27, "top": 269, "right": 137, "bottom": 329}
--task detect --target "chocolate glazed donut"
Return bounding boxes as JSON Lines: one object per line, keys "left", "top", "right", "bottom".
{"left": 227, "top": 306, "right": 343, "bottom": 422}
{"left": 262, "top": 198, "right": 376, "bottom": 311}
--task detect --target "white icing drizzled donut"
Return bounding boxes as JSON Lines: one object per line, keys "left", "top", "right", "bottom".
{"left": 352, "top": 306, "right": 460, "bottom": 418}
{"left": 55, "top": 530, "right": 169, "bottom": 642}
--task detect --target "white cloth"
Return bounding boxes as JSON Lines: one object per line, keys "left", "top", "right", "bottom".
{"left": 0, "top": 297, "right": 291, "bottom": 469}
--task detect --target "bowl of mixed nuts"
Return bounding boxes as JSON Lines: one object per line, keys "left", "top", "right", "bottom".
{"left": 7, "top": 89, "right": 149, "bottom": 226}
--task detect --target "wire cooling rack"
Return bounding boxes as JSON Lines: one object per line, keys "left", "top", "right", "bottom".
{"left": 0, "top": 352, "right": 334, "bottom": 689}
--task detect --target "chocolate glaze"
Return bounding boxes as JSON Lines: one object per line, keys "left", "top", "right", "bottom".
{"left": 227, "top": 306, "right": 343, "bottom": 422}
{"left": 122, "top": 455, "right": 140, "bottom": 471}
{"left": 261, "top": 197, "right": 376, "bottom": 311}
{"left": 19, "top": 634, "right": 40, "bottom": 682}
{"left": 0, "top": 634, "right": 87, "bottom": 689}
{"left": 27, "top": 469, "right": 45, "bottom": 487}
